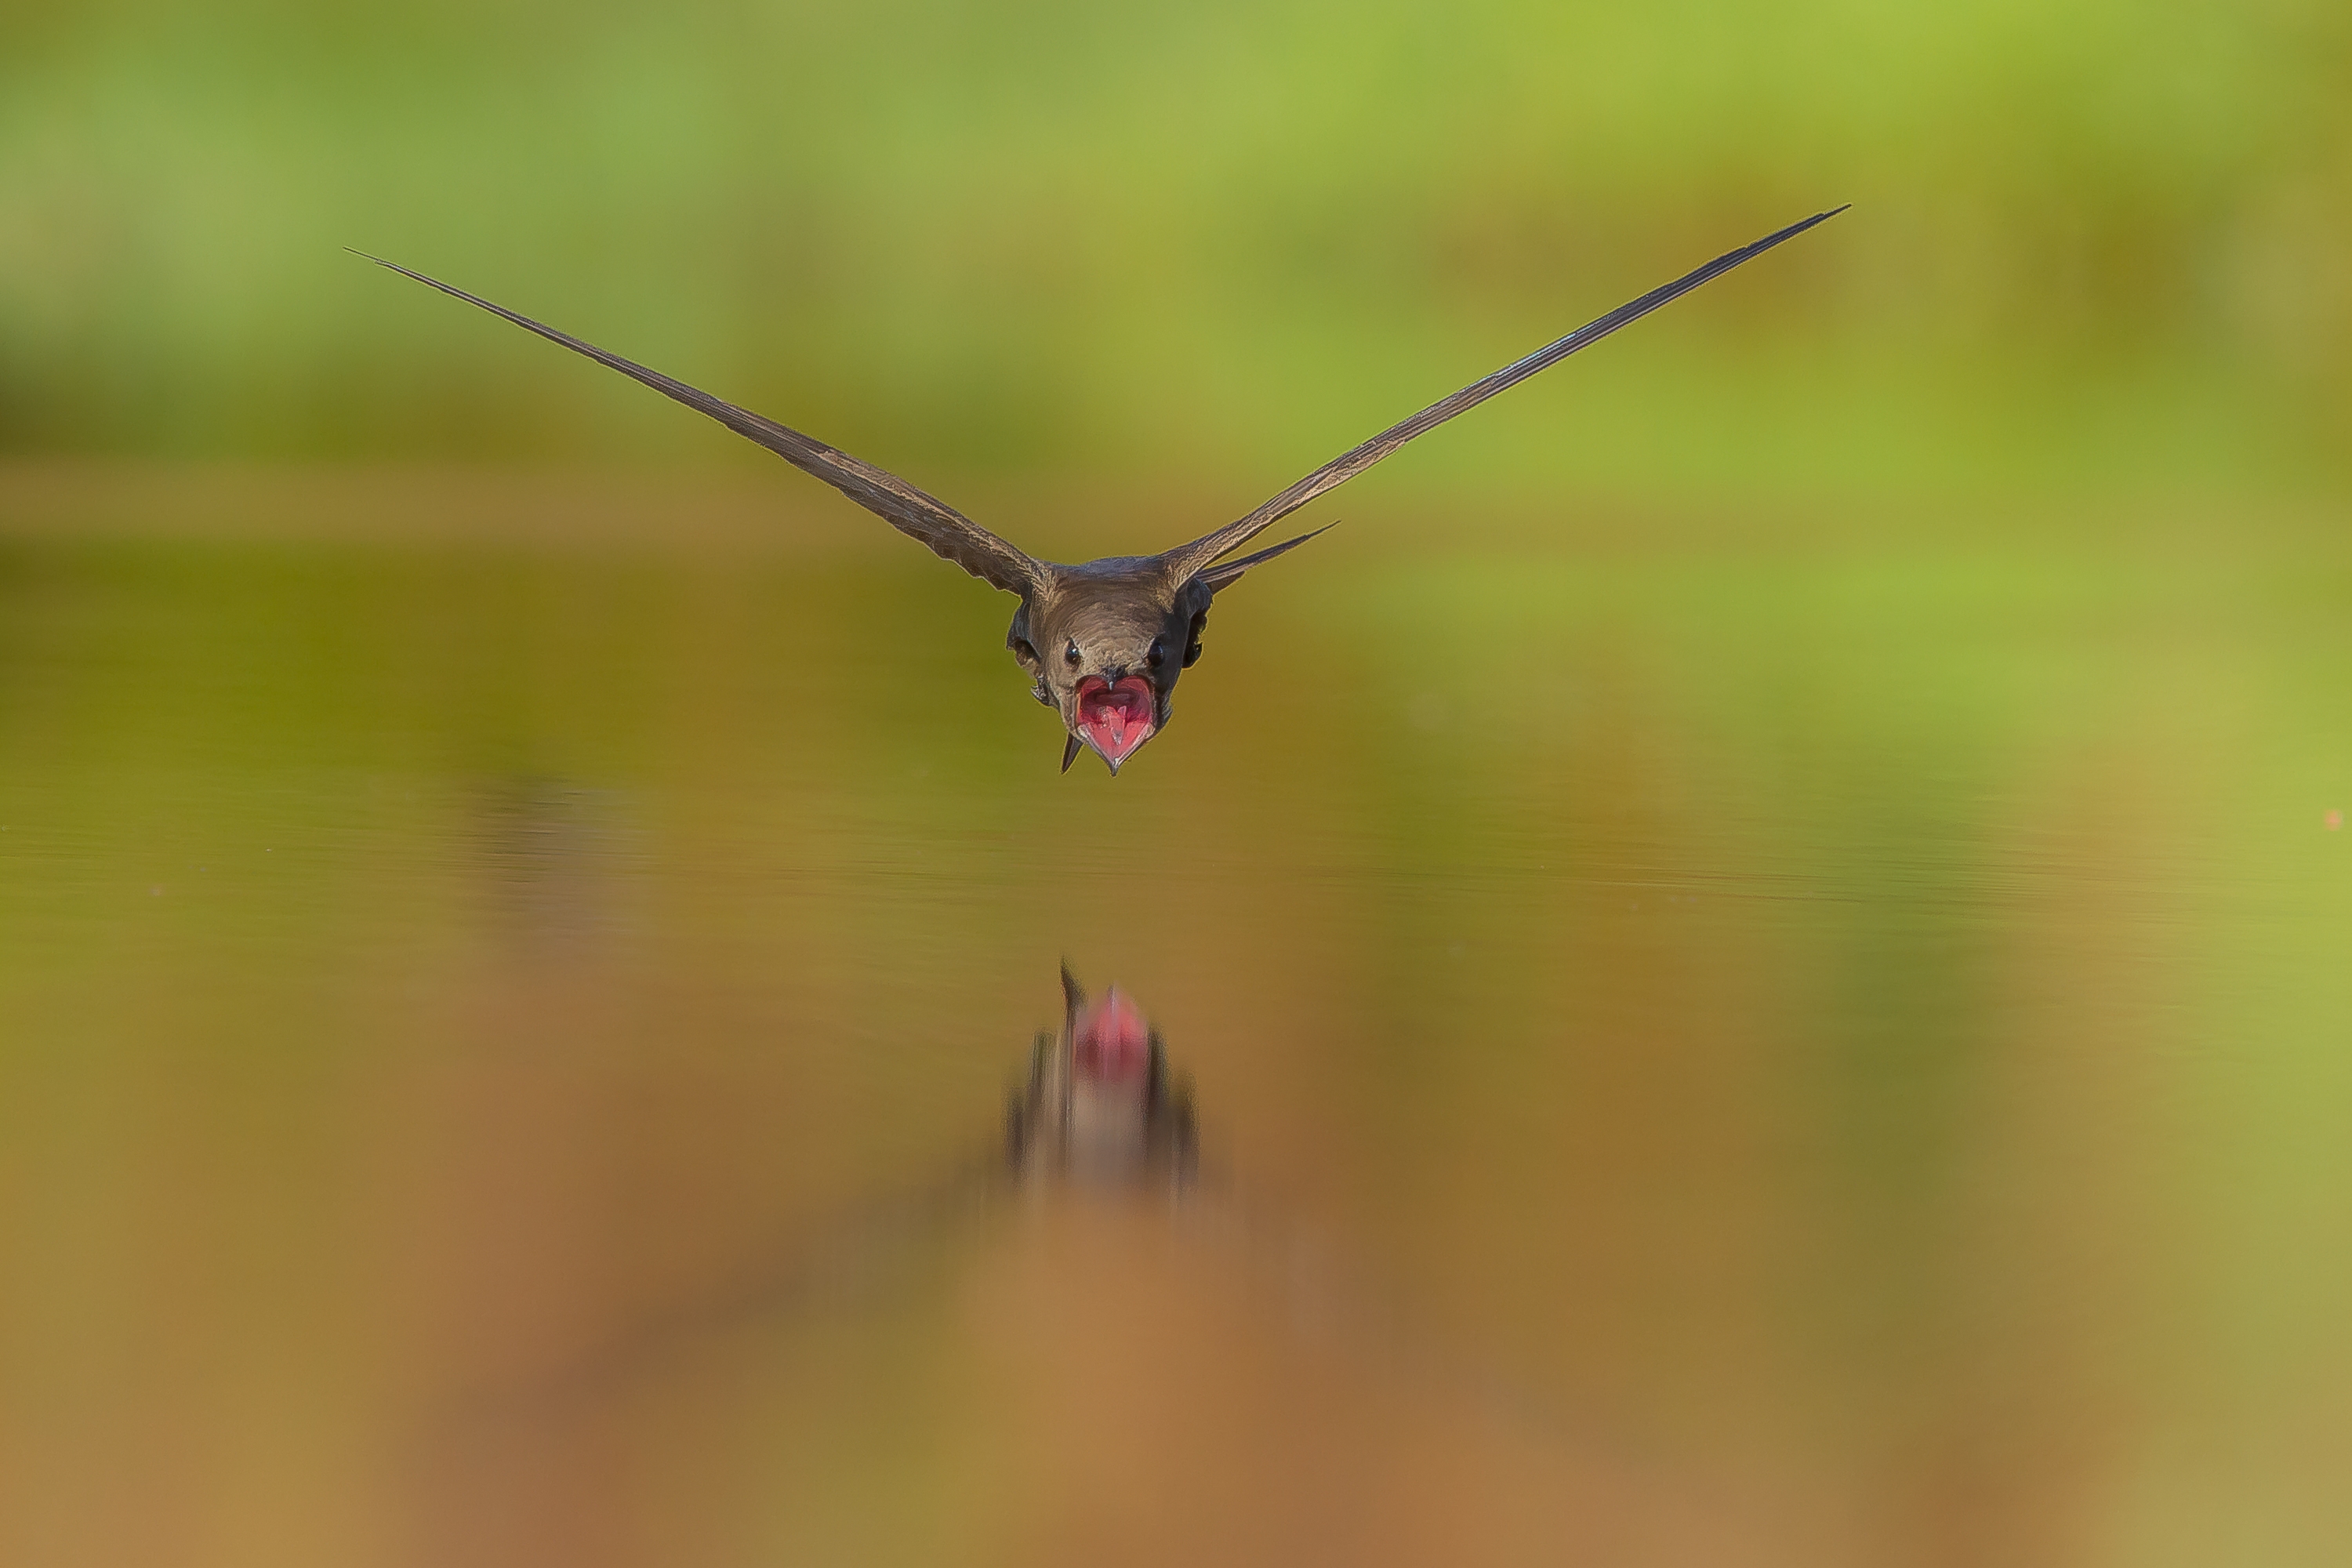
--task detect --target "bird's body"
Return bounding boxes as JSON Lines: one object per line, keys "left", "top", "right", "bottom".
{"left": 365, "top": 207, "right": 1842, "bottom": 771}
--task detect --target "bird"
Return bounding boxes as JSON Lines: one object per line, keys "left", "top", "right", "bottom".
{"left": 361, "top": 206, "right": 1843, "bottom": 774}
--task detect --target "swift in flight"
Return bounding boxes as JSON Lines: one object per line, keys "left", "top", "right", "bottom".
{"left": 364, "top": 206, "right": 1842, "bottom": 773}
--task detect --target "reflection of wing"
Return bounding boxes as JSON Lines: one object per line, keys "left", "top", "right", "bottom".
{"left": 1190, "top": 1176, "right": 1602, "bottom": 1450}
{"left": 1164, "top": 207, "right": 1848, "bottom": 584}
{"left": 436, "top": 1154, "right": 1008, "bottom": 1433}
{"left": 441, "top": 996, "right": 1193, "bottom": 1421}
{"left": 428, "top": 981, "right": 1567, "bottom": 1454}
{"left": 358, "top": 254, "right": 1044, "bottom": 596}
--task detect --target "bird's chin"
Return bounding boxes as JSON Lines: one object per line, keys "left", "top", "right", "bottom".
{"left": 1073, "top": 676, "right": 1157, "bottom": 773}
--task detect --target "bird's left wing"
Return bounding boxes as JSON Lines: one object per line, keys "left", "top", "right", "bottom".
{"left": 1162, "top": 206, "right": 1847, "bottom": 585}
{"left": 359, "top": 255, "right": 1043, "bottom": 595}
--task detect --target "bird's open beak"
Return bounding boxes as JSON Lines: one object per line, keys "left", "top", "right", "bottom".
{"left": 1072, "top": 985, "right": 1151, "bottom": 1081}
{"left": 1073, "top": 675, "right": 1156, "bottom": 773}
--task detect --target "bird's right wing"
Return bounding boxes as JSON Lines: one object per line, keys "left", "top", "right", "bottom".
{"left": 360, "top": 256, "right": 1044, "bottom": 596}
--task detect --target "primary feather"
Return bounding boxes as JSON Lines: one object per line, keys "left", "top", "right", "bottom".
{"left": 352, "top": 252, "right": 1042, "bottom": 595}
{"left": 1166, "top": 205, "right": 1849, "bottom": 583}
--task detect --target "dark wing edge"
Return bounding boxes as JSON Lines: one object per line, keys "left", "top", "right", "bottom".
{"left": 354, "top": 252, "right": 1043, "bottom": 595}
{"left": 1162, "top": 205, "right": 1849, "bottom": 584}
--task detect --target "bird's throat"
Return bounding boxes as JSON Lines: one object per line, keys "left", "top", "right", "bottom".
{"left": 1075, "top": 676, "right": 1156, "bottom": 771}
{"left": 1073, "top": 986, "right": 1151, "bottom": 1081}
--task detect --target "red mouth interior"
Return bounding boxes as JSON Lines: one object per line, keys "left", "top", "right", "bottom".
{"left": 1076, "top": 676, "right": 1156, "bottom": 766}
{"left": 1073, "top": 988, "right": 1150, "bottom": 1081}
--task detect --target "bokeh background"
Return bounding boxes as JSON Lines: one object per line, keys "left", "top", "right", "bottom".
{"left": 3, "top": 4, "right": 2350, "bottom": 1567}
{"left": 5, "top": 0, "right": 2349, "bottom": 496}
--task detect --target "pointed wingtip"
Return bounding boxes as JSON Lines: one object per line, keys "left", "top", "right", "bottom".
{"left": 348, "top": 250, "right": 460, "bottom": 296}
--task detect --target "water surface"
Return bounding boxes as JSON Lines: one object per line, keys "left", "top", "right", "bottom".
{"left": 2, "top": 471, "right": 2348, "bottom": 1566}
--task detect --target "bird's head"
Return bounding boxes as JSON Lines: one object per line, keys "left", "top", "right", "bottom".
{"left": 1011, "top": 561, "right": 1211, "bottom": 775}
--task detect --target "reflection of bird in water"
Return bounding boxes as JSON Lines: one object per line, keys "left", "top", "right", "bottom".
{"left": 430, "top": 969, "right": 1552, "bottom": 1461}
{"left": 361, "top": 208, "right": 1842, "bottom": 774}
{"left": 1006, "top": 966, "right": 1197, "bottom": 1193}
{"left": 416, "top": 975, "right": 1753, "bottom": 1566}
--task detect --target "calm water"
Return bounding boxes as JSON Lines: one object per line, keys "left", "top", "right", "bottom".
{"left": 2, "top": 471, "right": 2349, "bottom": 1566}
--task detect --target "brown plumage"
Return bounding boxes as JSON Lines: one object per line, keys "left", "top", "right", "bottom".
{"left": 361, "top": 206, "right": 1842, "bottom": 773}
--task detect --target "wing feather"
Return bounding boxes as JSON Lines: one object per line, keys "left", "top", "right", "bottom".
{"left": 359, "top": 254, "right": 1041, "bottom": 594}
{"left": 1164, "top": 207, "right": 1847, "bottom": 583}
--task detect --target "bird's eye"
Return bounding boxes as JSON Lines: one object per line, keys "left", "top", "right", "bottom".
{"left": 1063, "top": 638, "right": 1081, "bottom": 666}
{"left": 1146, "top": 637, "right": 1164, "bottom": 669}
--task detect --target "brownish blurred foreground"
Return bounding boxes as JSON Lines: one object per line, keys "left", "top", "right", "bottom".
{"left": 2, "top": 468, "right": 2349, "bottom": 1566}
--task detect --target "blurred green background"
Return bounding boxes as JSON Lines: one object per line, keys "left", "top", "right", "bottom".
{"left": 3, "top": 0, "right": 2347, "bottom": 504}
{"left": 5, "top": 6, "right": 2352, "bottom": 1566}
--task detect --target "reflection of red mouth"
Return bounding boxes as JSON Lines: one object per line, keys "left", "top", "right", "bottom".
{"left": 1075, "top": 676, "right": 1156, "bottom": 770}
{"left": 1073, "top": 987, "right": 1150, "bottom": 1081}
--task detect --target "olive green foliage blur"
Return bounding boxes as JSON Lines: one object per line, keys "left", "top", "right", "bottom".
{"left": 2, "top": 0, "right": 2347, "bottom": 495}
